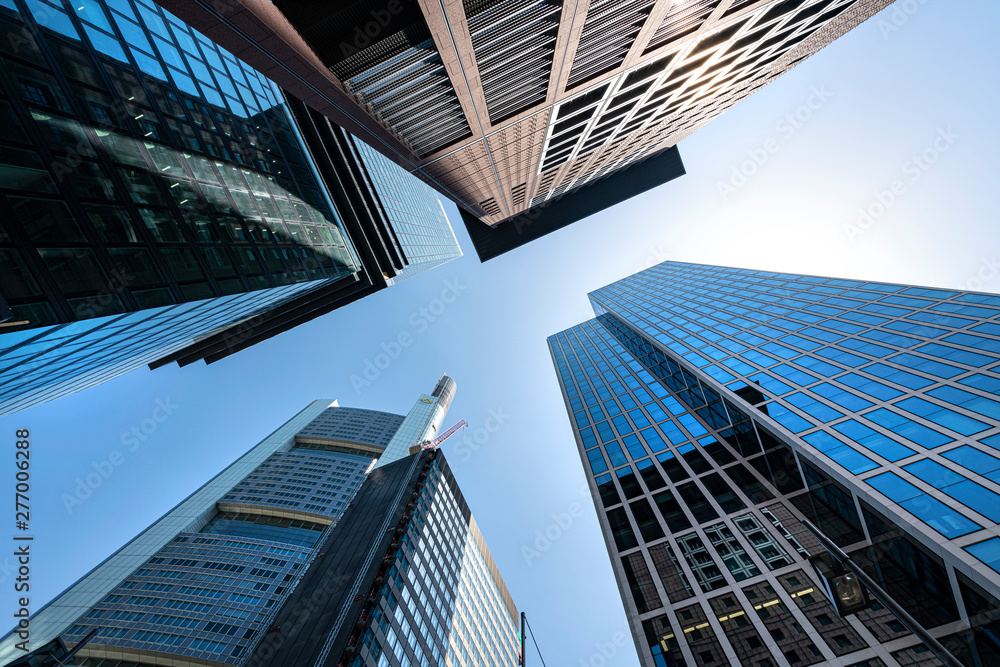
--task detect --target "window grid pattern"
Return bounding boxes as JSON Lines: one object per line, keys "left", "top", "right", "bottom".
{"left": 353, "top": 458, "right": 519, "bottom": 667}
{"left": 534, "top": 0, "right": 863, "bottom": 206}
{"left": 350, "top": 137, "right": 461, "bottom": 283}
{"left": 589, "top": 261, "right": 1000, "bottom": 553}
{"left": 547, "top": 268, "right": 1000, "bottom": 666}
{"left": 53, "top": 402, "right": 410, "bottom": 665}
{"left": 0, "top": 0, "right": 358, "bottom": 329}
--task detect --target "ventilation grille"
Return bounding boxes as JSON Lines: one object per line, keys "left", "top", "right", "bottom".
{"left": 510, "top": 182, "right": 527, "bottom": 206}
{"left": 644, "top": 0, "right": 721, "bottom": 54}
{"left": 337, "top": 32, "right": 472, "bottom": 157}
{"left": 478, "top": 197, "right": 502, "bottom": 216}
{"left": 567, "top": 0, "right": 657, "bottom": 89}
{"left": 467, "top": 0, "right": 563, "bottom": 124}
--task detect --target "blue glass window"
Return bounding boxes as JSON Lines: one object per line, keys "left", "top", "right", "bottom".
{"left": 864, "top": 408, "right": 952, "bottom": 448}
{"left": 971, "top": 322, "right": 1000, "bottom": 337}
{"left": 886, "top": 320, "right": 947, "bottom": 338}
{"left": 908, "top": 311, "right": 974, "bottom": 329}
{"left": 795, "top": 356, "right": 841, "bottom": 377}
{"left": 749, "top": 372, "right": 792, "bottom": 396}
{"left": 83, "top": 25, "right": 128, "bottom": 62}
{"left": 966, "top": 538, "right": 1000, "bottom": 575}
{"left": 932, "top": 302, "right": 998, "bottom": 319}
{"left": 903, "top": 287, "right": 959, "bottom": 299}
{"left": 959, "top": 374, "right": 1000, "bottom": 394}
{"left": 621, "top": 434, "right": 647, "bottom": 460}
{"left": 586, "top": 448, "right": 608, "bottom": 474}
{"left": 915, "top": 343, "right": 994, "bottom": 369}
{"left": 812, "top": 383, "right": 873, "bottom": 412}
{"left": 927, "top": 380, "right": 1000, "bottom": 420}
{"left": 837, "top": 373, "right": 902, "bottom": 401}
{"left": 842, "top": 311, "right": 888, "bottom": 326}
{"left": 817, "top": 347, "right": 867, "bottom": 367}
{"left": 860, "top": 303, "right": 911, "bottom": 317}
{"left": 788, "top": 311, "right": 823, "bottom": 324}
{"left": 645, "top": 402, "right": 668, "bottom": 422}
{"left": 904, "top": 460, "right": 1000, "bottom": 523}
{"left": 658, "top": 421, "right": 686, "bottom": 445}
{"left": 639, "top": 428, "right": 668, "bottom": 452}
{"left": 605, "top": 442, "right": 628, "bottom": 467}
{"left": 941, "top": 446, "right": 1000, "bottom": 484}
{"left": 781, "top": 334, "right": 821, "bottom": 351}
{"left": 833, "top": 420, "right": 915, "bottom": 461}
{"left": 895, "top": 397, "right": 989, "bottom": 436}
{"left": 770, "top": 363, "right": 819, "bottom": 386}
{"left": 24, "top": 0, "right": 80, "bottom": 38}
{"left": 743, "top": 350, "right": 779, "bottom": 368}
{"left": 802, "top": 432, "right": 877, "bottom": 474}
{"left": 864, "top": 363, "right": 934, "bottom": 390}
{"left": 618, "top": 393, "right": 638, "bottom": 410}
{"left": 628, "top": 409, "right": 651, "bottom": 429}
{"left": 840, "top": 338, "right": 894, "bottom": 358}
{"left": 75, "top": 0, "right": 113, "bottom": 30}
{"left": 722, "top": 357, "right": 755, "bottom": 374}
{"left": 612, "top": 414, "right": 634, "bottom": 436}
{"left": 944, "top": 332, "right": 1000, "bottom": 355}
{"left": 765, "top": 403, "right": 811, "bottom": 433}
{"left": 595, "top": 421, "right": 615, "bottom": 443}
{"left": 861, "top": 329, "right": 919, "bottom": 348}
{"left": 800, "top": 327, "right": 841, "bottom": 343}
{"left": 785, "top": 392, "right": 843, "bottom": 422}
{"left": 867, "top": 472, "right": 981, "bottom": 539}
{"left": 883, "top": 295, "right": 934, "bottom": 308}
{"left": 957, "top": 293, "right": 1000, "bottom": 307}
{"left": 677, "top": 413, "right": 707, "bottom": 437}
{"left": 761, "top": 342, "right": 797, "bottom": 359}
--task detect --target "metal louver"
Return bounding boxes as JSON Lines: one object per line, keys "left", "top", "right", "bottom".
{"left": 337, "top": 32, "right": 472, "bottom": 157}
{"left": 567, "top": 0, "right": 657, "bottom": 89}
{"left": 466, "top": 0, "right": 563, "bottom": 124}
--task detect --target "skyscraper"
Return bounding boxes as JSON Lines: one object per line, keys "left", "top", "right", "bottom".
{"left": 0, "top": 0, "right": 461, "bottom": 416}
{"left": 549, "top": 260, "right": 1000, "bottom": 666}
{"left": 0, "top": 376, "right": 519, "bottom": 667}
{"left": 148, "top": 0, "right": 893, "bottom": 257}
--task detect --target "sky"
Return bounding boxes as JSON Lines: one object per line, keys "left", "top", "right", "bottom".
{"left": 1, "top": 1, "right": 998, "bottom": 666}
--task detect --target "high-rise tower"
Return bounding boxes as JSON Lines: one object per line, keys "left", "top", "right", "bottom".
{"left": 146, "top": 0, "right": 895, "bottom": 258}
{"left": 0, "top": 0, "right": 461, "bottom": 416}
{"left": 0, "top": 376, "right": 518, "bottom": 667}
{"left": 550, "top": 260, "right": 1000, "bottom": 666}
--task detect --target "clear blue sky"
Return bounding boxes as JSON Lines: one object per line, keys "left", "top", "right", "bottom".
{"left": 2, "top": 2, "right": 998, "bottom": 665}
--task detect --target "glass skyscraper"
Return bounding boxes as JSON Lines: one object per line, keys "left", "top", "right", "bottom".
{"left": 0, "top": 0, "right": 460, "bottom": 416}
{"left": 0, "top": 375, "right": 518, "bottom": 667}
{"left": 549, "top": 260, "right": 1000, "bottom": 666}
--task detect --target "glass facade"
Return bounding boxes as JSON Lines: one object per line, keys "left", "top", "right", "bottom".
{"left": 0, "top": 376, "right": 506, "bottom": 667}
{"left": 59, "top": 441, "right": 373, "bottom": 663}
{"left": 349, "top": 455, "right": 520, "bottom": 667}
{"left": 0, "top": 0, "right": 462, "bottom": 417}
{"left": 550, "top": 260, "right": 1000, "bottom": 667}
{"left": 350, "top": 138, "right": 461, "bottom": 284}
{"left": 0, "top": 0, "right": 357, "bottom": 327}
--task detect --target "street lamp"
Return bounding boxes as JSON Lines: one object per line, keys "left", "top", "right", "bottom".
{"left": 810, "top": 551, "right": 871, "bottom": 616}
{"left": 802, "top": 520, "right": 964, "bottom": 667}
